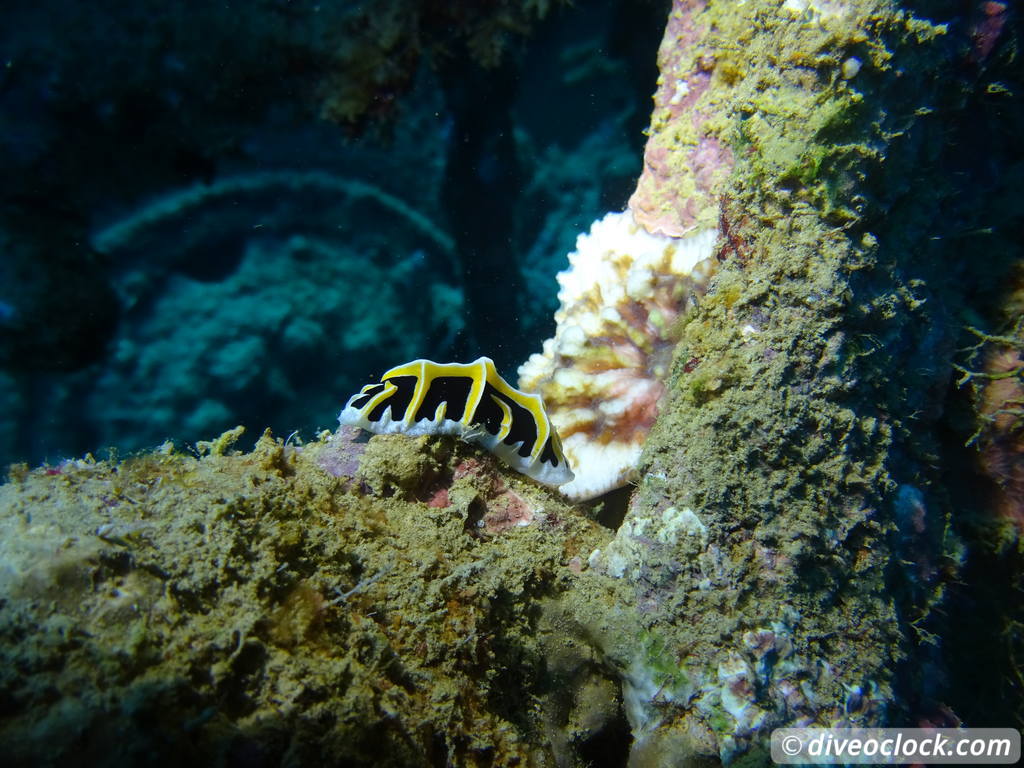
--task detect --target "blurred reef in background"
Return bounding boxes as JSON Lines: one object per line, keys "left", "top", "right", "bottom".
{"left": 0, "top": 0, "right": 667, "bottom": 468}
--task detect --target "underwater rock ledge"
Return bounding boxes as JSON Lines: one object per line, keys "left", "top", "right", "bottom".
{"left": 0, "top": 428, "right": 616, "bottom": 766}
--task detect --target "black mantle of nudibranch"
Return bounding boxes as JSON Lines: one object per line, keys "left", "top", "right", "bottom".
{"left": 338, "top": 357, "right": 574, "bottom": 489}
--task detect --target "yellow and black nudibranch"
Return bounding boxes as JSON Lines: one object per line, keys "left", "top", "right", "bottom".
{"left": 339, "top": 357, "right": 574, "bottom": 490}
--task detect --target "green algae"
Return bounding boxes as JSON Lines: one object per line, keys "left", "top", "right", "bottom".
{"left": 0, "top": 428, "right": 615, "bottom": 766}
{"left": 582, "top": 0, "right": 983, "bottom": 763}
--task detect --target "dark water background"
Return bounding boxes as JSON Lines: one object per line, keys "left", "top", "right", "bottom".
{"left": 0, "top": 0, "right": 668, "bottom": 469}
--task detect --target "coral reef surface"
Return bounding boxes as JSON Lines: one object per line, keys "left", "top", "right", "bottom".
{"left": 0, "top": 429, "right": 618, "bottom": 766}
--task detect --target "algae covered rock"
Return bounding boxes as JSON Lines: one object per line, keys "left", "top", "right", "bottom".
{"left": 0, "top": 428, "right": 616, "bottom": 766}
{"left": 574, "top": 0, "right": 1018, "bottom": 762}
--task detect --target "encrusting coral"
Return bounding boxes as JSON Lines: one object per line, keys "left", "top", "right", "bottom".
{"left": 0, "top": 428, "right": 612, "bottom": 766}
{"left": 627, "top": 0, "right": 733, "bottom": 238}
{"left": 519, "top": 211, "right": 716, "bottom": 500}
{"left": 570, "top": 0, "right": 1005, "bottom": 760}
{"left": 957, "top": 302, "right": 1024, "bottom": 546}
{"left": 516, "top": 0, "right": 734, "bottom": 501}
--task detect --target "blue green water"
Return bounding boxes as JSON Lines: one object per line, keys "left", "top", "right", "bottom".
{"left": 0, "top": 0, "right": 667, "bottom": 469}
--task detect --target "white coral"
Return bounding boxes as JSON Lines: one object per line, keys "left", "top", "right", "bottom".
{"left": 519, "top": 210, "right": 716, "bottom": 500}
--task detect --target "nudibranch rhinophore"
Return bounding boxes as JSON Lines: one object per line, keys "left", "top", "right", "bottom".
{"left": 519, "top": 210, "right": 717, "bottom": 501}
{"left": 339, "top": 357, "right": 574, "bottom": 489}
